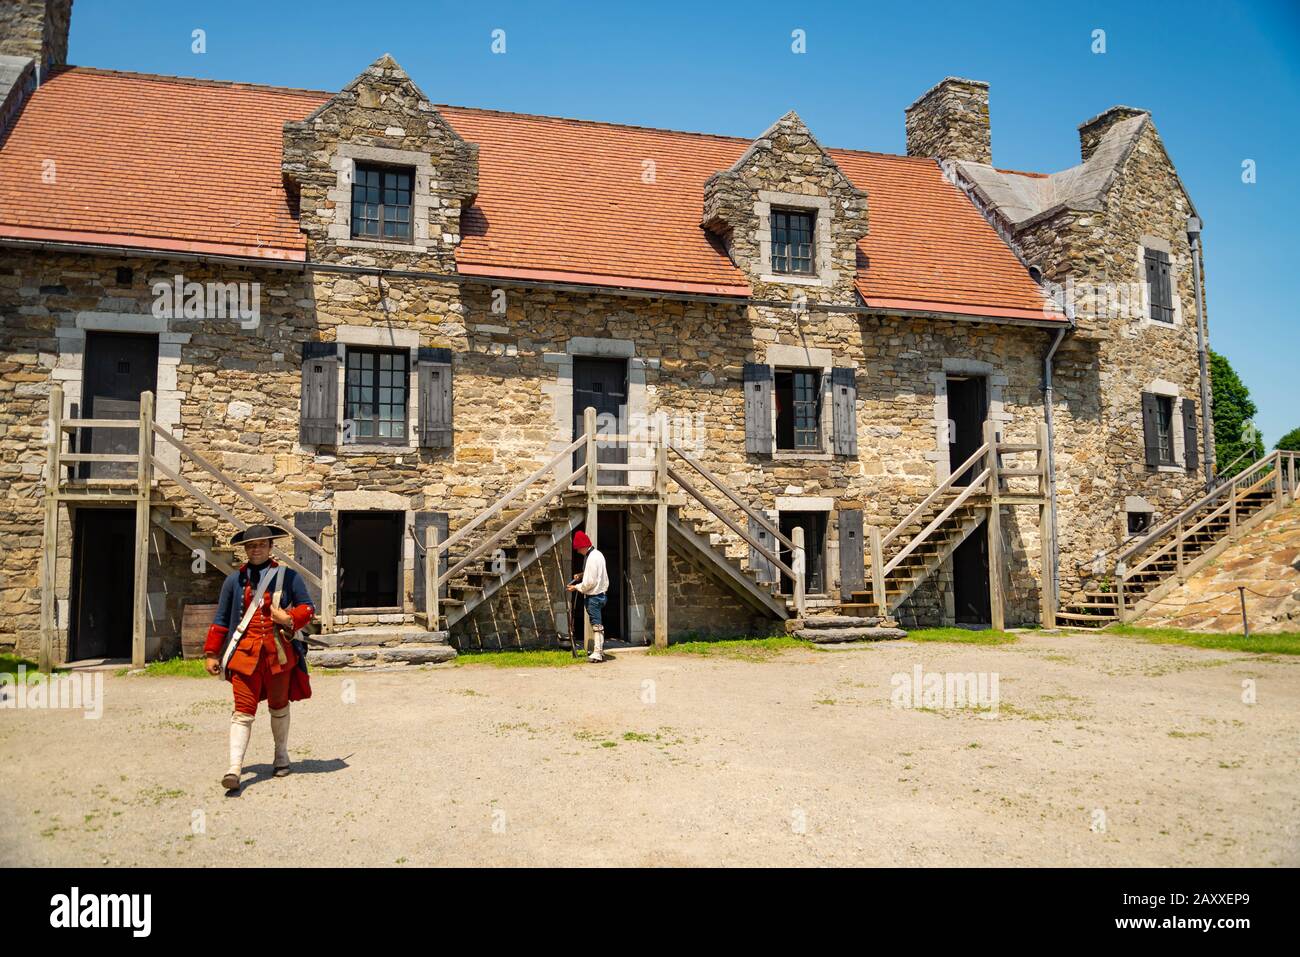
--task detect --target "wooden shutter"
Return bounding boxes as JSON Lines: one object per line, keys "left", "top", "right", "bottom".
{"left": 837, "top": 508, "right": 864, "bottom": 601}
{"left": 293, "top": 510, "right": 332, "bottom": 609}
{"left": 1144, "top": 248, "right": 1173, "bottom": 323}
{"left": 743, "top": 362, "right": 773, "bottom": 455}
{"left": 1182, "top": 398, "right": 1199, "bottom": 473}
{"left": 299, "top": 342, "right": 338, "bottom": 445}
{"left": 831, "top": 367, "right": 858, "bottom": 456}
{"left": 1141, "top": 392, "right": 1161, "bottom": 467}
{"left": 748, "top": 514, "right": 777, "bottom": 584}
{"left": 413, "top": 510, "right": 450, "bottom": 609}
{"left": 418, "top": 347, "right": 453, "bottom": 449}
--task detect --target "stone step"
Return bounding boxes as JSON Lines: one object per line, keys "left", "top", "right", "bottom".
{"left": 794, "top": 614, "right": 889, "bottom": 629}
{"left": 793, "top": 626, "right": 908, "bottom": 643}
{"left": 311, "top": 627, "right": 450, "bottom": 648}
{"left": 308, "top": 642, "right": 457, "bottom": 669}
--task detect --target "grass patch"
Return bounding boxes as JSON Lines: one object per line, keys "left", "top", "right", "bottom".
{"left": 0, "top": 653, "right": 67, "bottom": 681}
{"left": 646, "top": 635, "right": 813, "bottom": 661}
{"left": 453, "top": 649, "right": 584, "bottom": 668}
{"left": 122, "top": 657, "right": 211, "bottom": 678}
{"left": 906, "top": 628, "right": 1020, "bottom": 646}
{"left": 1104, "top": 624, "right": 1300, "bottom": 656}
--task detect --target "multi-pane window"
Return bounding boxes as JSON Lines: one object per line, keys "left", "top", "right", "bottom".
{"left": 1154, "top": 395, "right": 1175, "bottom": 465}
{"left": 345, "top": 348, "right": 408, "bottom": 443}
{"left": 771, "top": 209, "right": 815, "bottom": 275}
{"left": 351, "top": 164, "right": 413, "bottom": 241}
{"left": 775, "top": 368, "right": 821, "bottom": 450}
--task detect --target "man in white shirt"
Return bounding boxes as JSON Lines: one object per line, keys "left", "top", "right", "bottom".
{"left": 567, "top": 530, "right": 609, "bottom": 662}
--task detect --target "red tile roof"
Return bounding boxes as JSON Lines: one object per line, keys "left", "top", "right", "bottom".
{"left": 0, "top": 67, "right": 1059, "bottom": 322}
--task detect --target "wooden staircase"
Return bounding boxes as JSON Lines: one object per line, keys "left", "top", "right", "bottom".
{"left": 1059, "top": 450, "right": 1298, "bottom": 629}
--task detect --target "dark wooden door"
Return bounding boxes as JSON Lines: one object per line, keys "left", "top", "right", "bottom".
{"left": 338, "top": 511, "right": 403, "bottom": 610}
{"left": 70, "top": 508, "right": 135, "bottom": 660}
{"left": 80, "top": 332, "right": 158, "bottom": 479}
{"left": 947, "top": 375, "right": 987, "bottom": 486}
{"left": 573, "top": 357, "right": 628, "bottom": 487}
{"left": 953, "top": 521, "right": 991, "bottom": 625}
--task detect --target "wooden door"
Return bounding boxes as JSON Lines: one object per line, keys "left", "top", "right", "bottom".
{"left": 573, "top": 357, "right": 628, "bottom": 487}
{"left": 80, "top": 332, "right": 158, "bottom": 479}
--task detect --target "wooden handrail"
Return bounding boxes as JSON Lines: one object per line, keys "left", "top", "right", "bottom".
{"left": 1213, "top": 446, "right": 1258, "bottom": 485}
{"left": 666, "top": 464, "right": 795, "bottom": 581}
{"left": 881, "top": 441, "right": 990, "bottom": 552}
{"left": 439, "top": 433, "right": 587, "bottom": 554}
{"left": 667, "top": 443, "right": 795, "bottom": 552}
{"left": 1119, "top": 450, "right": 1282, "bottom": 566}
{"left": 152, "top": 423, "right": 324, "bottom": 561}
{"left": 883, "top": 468, "right": 990, "bottom": 576}
{"left": 152, "top": 459, "right": 321, "bottom": 587}
{"left": 60, "top": 418, "right": 140, "bottom": 430}
{"left": 439, "top": 463, "right": 586, "bottom": 586}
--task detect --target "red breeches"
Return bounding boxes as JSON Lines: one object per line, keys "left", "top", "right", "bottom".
{"left": 231, "top": 652, "right": 292, "bottom": 715}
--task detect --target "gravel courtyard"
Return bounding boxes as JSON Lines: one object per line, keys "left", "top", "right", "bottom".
{"left": 2, "top": 630, "right": 1296, "bottom": 867}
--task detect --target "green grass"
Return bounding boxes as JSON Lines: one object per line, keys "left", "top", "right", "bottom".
{"left": 1103, "top": 624, "right": 1300, "bottom": 656}
{"left": 120, "top": 657, "right": 212, "bottom": 678}
{"left": 646, "top": 635, "right": 814, "bottom": 661}
{"left": 906, "top": 628, "right": 1020, "bottom": 645}
{"left": 0, "top": 653, "right": 65, "bottom": 681}
{"left": 452, "top": 649, "right": 585, "bottom": 668}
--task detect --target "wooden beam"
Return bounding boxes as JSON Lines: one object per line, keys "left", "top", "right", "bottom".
{"left": 132, "top": 390, "right": 154, "bottom": 669}
{"left": 425, "top": 524, "right": 439, "bottom": 632}
{"left": 654, "top": 437, "right": 668, "bottom": 648}
{"left": 1037, "top": 420, "right": 1057, "bottom": 628}
{"left": 869, "top": 524, "right": 886, "bottom": 613}
{"left": 583, "top": 406, "right": 597, "bottom": 653}
{"left": 984, "top": 420, "right": 1005, "bottom": 631}
{"left": 39, "top": 383, "right": 63, "bottom": 674}
{"left": 792, "top": 525, "right": 807, "bottom": 618}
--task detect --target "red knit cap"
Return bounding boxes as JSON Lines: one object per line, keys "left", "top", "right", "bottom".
{"left": 573, "top": 531, "right": 592, "bottom": 550}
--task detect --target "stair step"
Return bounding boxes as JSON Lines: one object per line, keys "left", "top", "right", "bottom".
{"left": 792, "top": 626, "right": 907, "bottom": 643}
{"left": 308, "top": 642, "right": 457, "bottom": 668}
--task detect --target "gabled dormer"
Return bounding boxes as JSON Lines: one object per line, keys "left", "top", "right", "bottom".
{"left": 702, "top": 111, "right": 868, "bottom": 305}
{"left": 282, "top": 54, "right": 478, "bottom": 269}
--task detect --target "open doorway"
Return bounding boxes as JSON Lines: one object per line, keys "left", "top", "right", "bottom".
{"left": 70, "top": 508, "right": 135, "bottom": 660}
{"left": 947, "top": 374, "right": 988, "bottom": 485}
{"left": 339, "top": 511, "right": 403, "bottom": 610}
{"left": 778, "top": 511, "right": 828, "bottom": 595}
{"left": 952, "top": 520, "right": 991, "bottom": 625}
{"left": 570, "top": 511, "right": 630, "bottom": 643}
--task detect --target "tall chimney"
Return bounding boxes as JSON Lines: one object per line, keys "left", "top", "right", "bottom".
{"left": 905, "top": 77, "right": 991, "bottom": 165}
{"left": 0, "top": 0, "right": 74, "bottom": 80}
{"left": 1077, "top": 105, "right": 1148, "bottom": 161}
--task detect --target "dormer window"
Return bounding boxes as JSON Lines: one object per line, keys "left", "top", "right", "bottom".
{"left": 771, "top": 209, "right": 815, "bottom": 275}
{"left": 352, "top": 164, "right": 413, "bottom": 241}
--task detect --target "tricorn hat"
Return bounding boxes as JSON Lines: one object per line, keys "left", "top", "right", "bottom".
{"left": 230, "top": 524, "right": 289, "bottom": 546}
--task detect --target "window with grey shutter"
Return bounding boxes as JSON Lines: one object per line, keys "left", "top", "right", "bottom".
{"left": 1182, "top": 398, "right": 1198, "bottom": 472}
{"left": 837, "top": 508, "right": 864, "bottom": 601}
{"left": 1144, "top": 248, "right": 1174, "bottom": 323}
{"left": 1141, "top": 392, "right": 1161, "bottom": 466}
{"left": 413, "top": 510, "right": 450, "bottom": 608}
{"left": 831, "top": 367, "right": 858, "bottom": 456}
{"left": 417, "top": 347, "right": 453, "bottom": 449}
{"left": 293, "top": 510, "right": 332, "bottom": 610}
{"left": 743, "top": 362, "right": 774, "bottom": 455}
{"left": 299, "top": 342, "right": 339, "bottom": 445}
{"left": 748, "top": 515, "right": 777, "bottom": 584}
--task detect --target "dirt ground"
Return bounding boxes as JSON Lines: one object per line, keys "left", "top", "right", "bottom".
{"left": 2, "top": 630, "right": 1297, "bottom": 867}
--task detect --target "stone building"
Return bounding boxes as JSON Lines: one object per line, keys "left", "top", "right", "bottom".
{"left": 0, "top": 1, "right": 1215, "bottom": 664}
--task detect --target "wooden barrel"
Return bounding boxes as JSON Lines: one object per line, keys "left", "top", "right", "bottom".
{"left": 181, "top": 603, "right": 218, "bottom": 659}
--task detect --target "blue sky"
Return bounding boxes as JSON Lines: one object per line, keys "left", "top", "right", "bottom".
{"left": 68, "top": 0, "right": 1299, "bottom": 444}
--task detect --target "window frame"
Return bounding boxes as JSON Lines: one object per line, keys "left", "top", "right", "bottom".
{"left": 1127, "top": 511, "right": 1152, "bottom": 536}
{"left": 770, "top": 208, "right": 816, "bottom": 276}
{"left": 351, "top": 163, "right": 415, "bottom": 243}
{"left": 1154, "top": 394, "right": 1175, "bottom": 465}
{"left": 344, "top": 346, "right": 410, "bottom": 446}
{"left": 775, "top": 367, "right": 823, "bottom": 451}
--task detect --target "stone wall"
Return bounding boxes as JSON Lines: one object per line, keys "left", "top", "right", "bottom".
{"left": 0, "top": 0, "right": 73, "bottom": 75}
{"left": 905, "top": 77, "right": 992, "bottom": 164}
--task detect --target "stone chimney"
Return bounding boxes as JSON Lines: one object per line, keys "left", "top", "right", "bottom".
{"left": 1077, "top": 105, "right": 1148, "bottom": 161}
{"left": 905, "top": 77, "right": 991, "bottom": 165}
{"left": 0, "top": 0, "right": 74, "bottom": 79}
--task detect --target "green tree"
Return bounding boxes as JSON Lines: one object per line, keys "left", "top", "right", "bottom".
{"left": 1277, "top": 427, "right": 1300, "bottom": 452}
{"left": 1210, "top": 349, "right": 1264, "bottom": 478}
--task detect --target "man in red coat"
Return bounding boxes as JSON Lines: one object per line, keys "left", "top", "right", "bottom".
{"left": 204, "top": 525, "right": 315, "bottom": 791}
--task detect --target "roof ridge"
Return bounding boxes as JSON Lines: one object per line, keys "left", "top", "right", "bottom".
{"left": 51, "top": 64, "right": 332, "bottom": 98}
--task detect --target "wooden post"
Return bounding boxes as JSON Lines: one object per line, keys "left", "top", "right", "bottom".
{"left": 792, "top": 525, "right": 807, "bottom": 618}
{"left": 1037, "top": 420, "right": 1056, "bottom": 628}
{"left": 132, "top": 390, "right": 155, "bottom": 669}
{"left": 425, "top": 524, "right": 439, "bottom": 632}
{"left": 1175, "top": 517, "right": 1184, "bottom": 577}
{"left": 653, "top": 435, "right": 668, "bottom": 648}
{"left": 1274, "top": 452, "right": 1284, "bottom": 505}
{"left": 319, "top": 525, "right": 336, "bottom": 633}
{"left": 39, "top": 383, "right": 63, "bottom": 674}
{"left": 983, "top": 420, "right": 1005, "bottom": 631}
{"left": 1116, "top": 561, "right": 1126, "bottom": 622}
{"left": 868, "top": 525, "right": 886, "bottom": 615}
{"left": 582, "top": 406, "right": 597, "bottom": 652}
{"left": 1229, "top": 481, "right": 1238, "bottom": 533}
